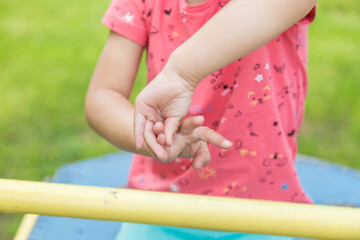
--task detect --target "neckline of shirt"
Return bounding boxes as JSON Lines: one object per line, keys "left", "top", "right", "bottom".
{"left": 180, "top": 0, "right": 217, "bottom": 12}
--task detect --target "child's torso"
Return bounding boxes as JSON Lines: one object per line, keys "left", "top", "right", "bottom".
{"left": 129, "top": 0, "right": 315, "bottom": 203}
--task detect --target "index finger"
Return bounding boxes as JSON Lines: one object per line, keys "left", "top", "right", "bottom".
{"left": 193, "top": 127, "right": 232, "bottom": 149}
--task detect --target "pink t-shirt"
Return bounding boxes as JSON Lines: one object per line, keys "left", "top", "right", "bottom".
{"left": 102, "top": 0, "right": 316, "bottom": 203}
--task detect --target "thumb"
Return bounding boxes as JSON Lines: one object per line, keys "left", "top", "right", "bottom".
{"left": 164, "top": 117, "right": 181, "bottom": 146}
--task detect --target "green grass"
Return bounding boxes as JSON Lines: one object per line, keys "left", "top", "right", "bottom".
{"left": 298, "top": 0, "right": 360, "bottom": 168}
{"left": 0, "top": 0, "right": 359, "bottom": 239}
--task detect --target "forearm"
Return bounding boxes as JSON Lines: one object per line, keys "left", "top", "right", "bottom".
{"left": 168, "top": 0, "right": 317, "bottom": 87}
{"left": 85, "top": 89, "right": 152, "bottom": 156}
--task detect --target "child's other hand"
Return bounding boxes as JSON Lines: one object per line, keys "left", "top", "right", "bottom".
{"left": 148, "top": 115, "right": 232, "bottom": 170}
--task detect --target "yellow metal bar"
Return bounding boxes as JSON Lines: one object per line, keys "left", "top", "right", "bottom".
{"left": 14, "top": 214, "right": 39, "bottom": 240}
{"left": 0, "top": 179, "right": 359, "bottom": 240}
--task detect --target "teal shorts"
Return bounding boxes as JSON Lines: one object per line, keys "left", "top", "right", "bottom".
{"left": 115, "top": 223, "right": 294, "bottom": 240}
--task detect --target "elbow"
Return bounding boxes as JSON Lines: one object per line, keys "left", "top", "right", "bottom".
{"left": 295, "top": 0, "right": 317, "bottom": 23}
{"left": 307, "top": 0, "right": 317, "bottom": 10}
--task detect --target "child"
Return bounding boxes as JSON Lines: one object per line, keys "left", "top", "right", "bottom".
{"left": 85, "top": 0, "right": 317, "bottom": 239}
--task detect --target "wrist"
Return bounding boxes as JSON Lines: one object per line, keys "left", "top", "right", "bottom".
{"left": 166, "top": 48, "right": 204, "bottom": 90}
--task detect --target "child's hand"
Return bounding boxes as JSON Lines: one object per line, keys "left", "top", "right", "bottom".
{"left": 134, "top": 65, "right": 195, "bottom": 155}
{"left": 146, "top": 115, "right": 232, "bottom": 170}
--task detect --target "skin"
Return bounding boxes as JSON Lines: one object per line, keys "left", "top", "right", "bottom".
{"left": 134, "top": 0, "right": 317, "bottom": 159}
{"left": 85, "top": 32, "right": 232, "bottom": 170}
{"left": 186, "top": 0, "right": 207, "bottom": 4}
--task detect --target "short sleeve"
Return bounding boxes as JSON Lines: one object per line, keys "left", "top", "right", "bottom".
{"left": 298, "top": 6, "right": 316, "bottom": 24}
{"left": 102, "top": 0, "right": 148, "bottom": 46}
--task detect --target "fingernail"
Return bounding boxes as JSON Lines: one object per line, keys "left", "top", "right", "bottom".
{"left": 195, "top": 163, "right": 204, "bottom": 170}
{"left": 222, "top": 140, "right": 232, "bottom": 148}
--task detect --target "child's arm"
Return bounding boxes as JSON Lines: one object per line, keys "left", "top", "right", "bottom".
{"left": 85, "top": 31, "right": 231, "bottom": 164}
{"left": 134, "top": 0, "right": 317, "bottom": 153}
{"left": 169, "top": 0, "right": 317, "bottom": 85}
{"left": 85, "top": 31, "right": 151, "bottom": 156}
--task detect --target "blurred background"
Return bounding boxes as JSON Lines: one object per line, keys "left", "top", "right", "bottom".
{"left": 0, "top": 0, "right": 359, "bottom": 238}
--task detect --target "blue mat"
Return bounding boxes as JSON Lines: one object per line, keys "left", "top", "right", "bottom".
{"left": 28, "top": 152, "right": 360, "bottom": 240}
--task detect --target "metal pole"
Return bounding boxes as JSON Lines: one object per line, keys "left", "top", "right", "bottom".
{"left": 0, "top": 178, "right": 359, "bottom": 239}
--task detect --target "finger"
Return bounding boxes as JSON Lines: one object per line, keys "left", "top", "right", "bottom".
{"left": 193, "top": 127, "right": 232, "bottom": 149}
{"left": 157, "top": 133, "right": 166, "bottom": 145}
{"left": 153, "top": 122, "right": 165, "bottom": 136}
{"left": 180, "top": 115, "right": 204, "bottom": 135}
{"left": 192, "top": 142, "right": 211, "bottom": 170}
{"left": 134, "top": 110, "right": 146, "bottom": 150}
{"left": 164, "top": 117, "right": 181, "bottom": 146}
{"left": 144, "top": 120, "right": 168, "bottom": 161}
{"left": 143, "top": 141, "right": 161, "bottom": 161}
